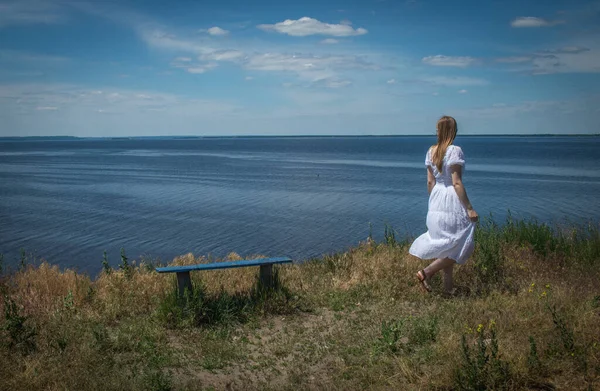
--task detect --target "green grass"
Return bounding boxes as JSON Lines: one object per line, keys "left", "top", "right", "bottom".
{"left": 156, "top": 271, "right": 298, "bottom": 329}
{"left": 0, "top": 216, "right": 598, "bottom": 390}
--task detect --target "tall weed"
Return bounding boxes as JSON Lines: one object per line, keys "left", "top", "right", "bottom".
{"left": 2, "top": 295, "right": 36, "bottom": 354}
{"left": 473, "top": 216, "right": 505, "bottom": 288}
{"left": 156, "top": 267, "right": 295, "bottom": 329}
{"left": 454, "top": 322, "right": 511, "bottom": 390}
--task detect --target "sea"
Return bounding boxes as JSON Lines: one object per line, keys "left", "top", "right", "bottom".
{"left": 1, "top": 136, "right": 599, "bottom": 274}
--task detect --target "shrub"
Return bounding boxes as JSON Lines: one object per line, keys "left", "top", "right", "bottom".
{"left": 119, "top": 248, "right": 132, "bottom": 279}
{"left": 374, "top": 315, "right": 438, "bottom": 355}
{"left": 473, "top": 216, "right": 505, "bottom": 289}
{"left": 2, "top": 295, "right": 36, "bottom": 354}
{"left": 102, "top": 250, "right": 111, "bottom": 275}
{"left": 454, "top": 322, "right": 511, "bottom": 390}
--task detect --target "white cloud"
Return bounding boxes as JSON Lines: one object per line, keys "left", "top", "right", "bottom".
{"left": 323, "top": 79, "right": 352, "bottom": 88}
{"left": 510, "top": 17, "right": 564, "bottom": 28}
{"left": 206, "top": 26, "right": 229, "bottom": 36}
{"left": 0, "top": 83, "right": 253, "bottom": 136}
{"left": 419, "top": 76, "right": 489, "bottom": 86}
{"left": 530, "top": 55, "right": 562, "bottom": 75}
{"left": 186, "top": 63, "right": 218, "bottom": 74}
{"left": 73, "top": 7, "right": 391, "bottom": 88}
{"left": 0, "top": 49, "right": 68, "bottom": 63}
{"left": 538, "top": 46, "right": 590, "bottom": 54}
{"left": 171, "top": 55, "right": 219, "bottom": 74}
{"left": 432, "top": 92, "right": 439, "bottom": 96}
{"left": 244, "top": 53, "right": 335, "bottom": 82}
{"left": 186, "top": 68, "right": 205, "bottom": 74}
{"left": 497, "top": 42, "right": 600, "bottom": 75}
{"left": 245, "top": 76, "right": 254, "bottom": 81}
{"left": 70, "top": 2, "right": 218, "bottom": 57}
{"left": 155, "top": 27, "right": 381, "bottom": 83}
{"left": 0, "top": 83, "right": 239, "bottom": 117}
{"left": 495, "top": 56, "right": 533, "bottom": 63}
{"left": 201, "top": 50, "right": 244, "bottom": 61}
{"left": 320, "top": 38, "right": 339, "bottom": 44}
{"left": 257, "top": 17, "right": 368, "bottom": 37}
{"left": 458, "top": 89, "right": 468, "bottom": 94}
{"left": 140, "top": 29, "right": 214, "bottom": 54}
{"left": 422, "top": 55, "right": 477, "bottom": 68}
{"left": 451, "top": 99, "right": 589, "bottom": 119}
{"left": 387, "top": 78, "right": 396, "bottom": 84}
{"left": 542, "top": 47, "right": 600, "bottom": 74}
{"left": 242, "top": 53, "right": 377, "bottom": 85}
{"left": 1, "top": 82, "right": 421, "bottom": 137}
{"left": 0, "top": 1, "right": 66, "bottom": 27}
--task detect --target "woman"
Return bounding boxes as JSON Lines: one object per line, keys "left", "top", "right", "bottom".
{"left": 409, "top": 116, "right": 478, "bottom": 295}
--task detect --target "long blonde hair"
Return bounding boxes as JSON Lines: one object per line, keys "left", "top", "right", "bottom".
{"left": 432, "top": 115, "right": 458, "bottom": 171}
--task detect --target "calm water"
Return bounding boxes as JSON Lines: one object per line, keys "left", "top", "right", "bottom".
{"left": 1, "top": 136, "right": 599, "bottom": 274}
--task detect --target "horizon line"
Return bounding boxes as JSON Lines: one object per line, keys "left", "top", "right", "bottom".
{"left": 1, "top": 133, "right": 599, "bottom": 140}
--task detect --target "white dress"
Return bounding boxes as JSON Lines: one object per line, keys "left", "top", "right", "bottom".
{"left": 409, "top": 145, "right": 475, "bottom": 264}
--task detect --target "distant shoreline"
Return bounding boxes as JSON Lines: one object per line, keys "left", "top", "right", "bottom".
{"left": 1, "top": 134, "right": 599, "bottom": 141}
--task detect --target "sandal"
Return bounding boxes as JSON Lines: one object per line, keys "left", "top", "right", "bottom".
{"left": 416, "top": 270, "right": 432, "bottom": 293}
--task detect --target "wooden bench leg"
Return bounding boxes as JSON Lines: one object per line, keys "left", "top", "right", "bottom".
{"left": 176, "top": 271, "right": 193, "bottom": 298}
{"left": 259, "top": 264, "right": 273, "bottom": 288}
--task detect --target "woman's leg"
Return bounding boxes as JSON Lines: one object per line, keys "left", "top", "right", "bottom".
{"left": 442, "top": 264, "right": 454, "bottom": 293}
{"left": 423, "top": 257, "right": 454, "bottom": 281}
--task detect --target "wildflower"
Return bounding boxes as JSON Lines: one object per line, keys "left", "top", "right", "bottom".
{"left": 540, "top": 291, "right": 547, "bottom": 299}
{"left": 477, "top": 324, "right": 484, "bottom": 333}
{"left": 531, "top": 283, "right": 535, "bottom": 287}
{"left": 489, "top": 319, "right": 496, "bottom": 329}
{"left": 545, "top": 284, "right": 550, "bottom": 289}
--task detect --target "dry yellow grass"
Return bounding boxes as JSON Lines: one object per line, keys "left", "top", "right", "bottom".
{"left": 0, "top": 226, "right": 599, "bottom": 390}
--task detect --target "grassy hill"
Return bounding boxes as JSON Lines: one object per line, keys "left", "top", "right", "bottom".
{"left": 1, "top": 216, "right": 599, "bottom": 390}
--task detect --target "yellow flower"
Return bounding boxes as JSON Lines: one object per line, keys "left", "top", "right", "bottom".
{"left": 540, "top": 291, "right": 547, "bottom": 298}
{"left": 477, "top": 324, "right": 484, "bottom": 333}
{"left": 489, "top": 320, "right": 496, "bottom": 329}
{"left": 531, "top": 283, "right": 535, "bottom": 287}
{"left": 545, "top": 284, "right": 550, "bottom": 289}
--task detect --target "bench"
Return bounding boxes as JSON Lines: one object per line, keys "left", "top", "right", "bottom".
{"left": 156, "top": 256, "right": 293, "bottom": 297}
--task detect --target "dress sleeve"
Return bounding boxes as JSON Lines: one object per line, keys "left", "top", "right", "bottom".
{"left": 447, "top": 146, "right": 465, "bottom": 167}
{"left": 425, "top": 148, "right": 432, "bottom": 167}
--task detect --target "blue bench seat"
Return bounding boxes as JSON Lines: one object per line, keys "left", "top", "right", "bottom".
{"left": 156, "top": 256, "right": 292, "bottom": 296}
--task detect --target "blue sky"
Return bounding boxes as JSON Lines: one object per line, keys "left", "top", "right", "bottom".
{"left": 0, "top": 0, "right": 599, "bottom": 136}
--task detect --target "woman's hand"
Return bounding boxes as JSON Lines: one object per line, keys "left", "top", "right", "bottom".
{"left": 467, "top": 208, "right": 479, "bottom": 223}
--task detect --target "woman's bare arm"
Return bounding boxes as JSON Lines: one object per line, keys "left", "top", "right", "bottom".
{"left": 427, "top": 167, "right": 436, "bottom": 195}
{"left": 450, "top": 165, "right": 478, "bottom": 222}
